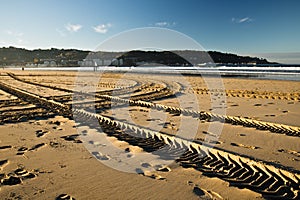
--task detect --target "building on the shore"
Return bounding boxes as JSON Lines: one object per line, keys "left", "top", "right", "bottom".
{"left": 79, "top": 59, "right": 113, "bottom": 66}
{"left": 38, "top": 59, "right": 57, "bottom": 67}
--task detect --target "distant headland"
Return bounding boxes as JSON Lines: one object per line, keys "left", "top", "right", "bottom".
{"left": 0, "top": 46, "right": 282, "bottom": 67}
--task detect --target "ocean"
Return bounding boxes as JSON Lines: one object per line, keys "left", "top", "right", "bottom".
{"left": 4, "top": 66, "right": 300, "bottom": 81}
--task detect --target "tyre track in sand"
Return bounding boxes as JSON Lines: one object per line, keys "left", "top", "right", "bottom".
{"left": 0, "top": 80, "right": 299, "bottom": 199}
{"left": 189, "top": 88, "right": 300, "bottom": 101}
{"left": 6, "top": 73, "right": 300, "bottom": 137}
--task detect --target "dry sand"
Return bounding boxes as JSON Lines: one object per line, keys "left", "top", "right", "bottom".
{"left": 0, "top": 70, "right": 299, "bottom": 199}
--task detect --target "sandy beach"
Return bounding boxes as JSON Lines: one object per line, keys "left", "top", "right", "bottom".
{"left": 0, "top": 70, "right": 299, "bottom": 200}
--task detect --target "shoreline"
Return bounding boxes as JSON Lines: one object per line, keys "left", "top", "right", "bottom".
{"left": 2, "top": 67, "right": 300, "bottom": 81}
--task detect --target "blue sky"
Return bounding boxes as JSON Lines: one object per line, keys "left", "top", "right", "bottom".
{"left": 1, "top": 0, "right": 300, "bottom": 63}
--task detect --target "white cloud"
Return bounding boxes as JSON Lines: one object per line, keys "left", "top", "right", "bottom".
{"left": 155, "top": 22, "right": 168, "bottom": 26}
{"left": 65, "top": 23, "right": 82, "bottom": 32}
{"left": 93, "top": 23, "right": 112, "bottom": 33}
{"left": 154, "top": 21, "right": 176, "bottom": 27}
{"left": 5, "top": 30, "right": 23, "bottom": 37}
{"left": 239, "top": 17, "right": 251, "bottom": 23}
{"left": 3, "top": 30, "right": 27, "bottom": 45}
{"left": 232, "top": 17, "right": 253, "bottom": 23}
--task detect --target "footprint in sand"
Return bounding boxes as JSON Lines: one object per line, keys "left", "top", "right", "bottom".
{"left": 56, "top": 194, "right": 76, "bottom": 200}
{"left": 135, "top": 168, "right": 166, "bottom": 180}
{"left": 14, "top": 168, "right": 36, "bottom": 180}
{"left": 0, "top": 145, "right": 12, "bottom": 150}
{"left": 61, "top": 134, "right": 82, "bottom": 143}
{"left": 192, "top": 185, "right": 223, "bottom": 200}
{"left": 230, "top": 142, "right": 260, "bottom": 150}
{"left": 29, "top": 143, "right": 46, "bottom": 151}
{"left": 91, "top": 151, "right": 110, "bottom": 160}
{"left": 1, "top": 176, "right": 22, "bottom": 186}
{"left": 53, "top": 126, "right": 64, "bottom": 131}
{"left": 1, "top": 168, "right": 36, "bottom": 186}
{"left": 141, "top": 163, "right": 151, "bottom": 168}
{"left": 0, "top": 159, "right": 8, "bottom": 170}
{"left": 17, "top": 143, "right": 46, "bottom": 155}
{"left": 35, "top": 130, "right": 49, "bottom": 137}
{"left": 17, "top": 146, "right": 28, "bottom": 155}
{"left": 193, "top": 186, "right": 206, "bottom": 196}
{"left": 50, "top": 141, "right": 63, "bottom": 148}
{"left": 49, "top": 120, "right": 62, "bottom": 126}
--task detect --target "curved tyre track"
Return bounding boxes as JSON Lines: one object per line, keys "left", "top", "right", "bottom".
{"left": 96, "top": 95, "right": 300, "bottom": 137}
{"left": 190, "top": 88, "right": 300, "bottom": 101}
{"left": 6, "top": 73, "right": 300, "bottom": 136}
{"left": 0, "top": 80, "right": 299, "bottom": 199}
